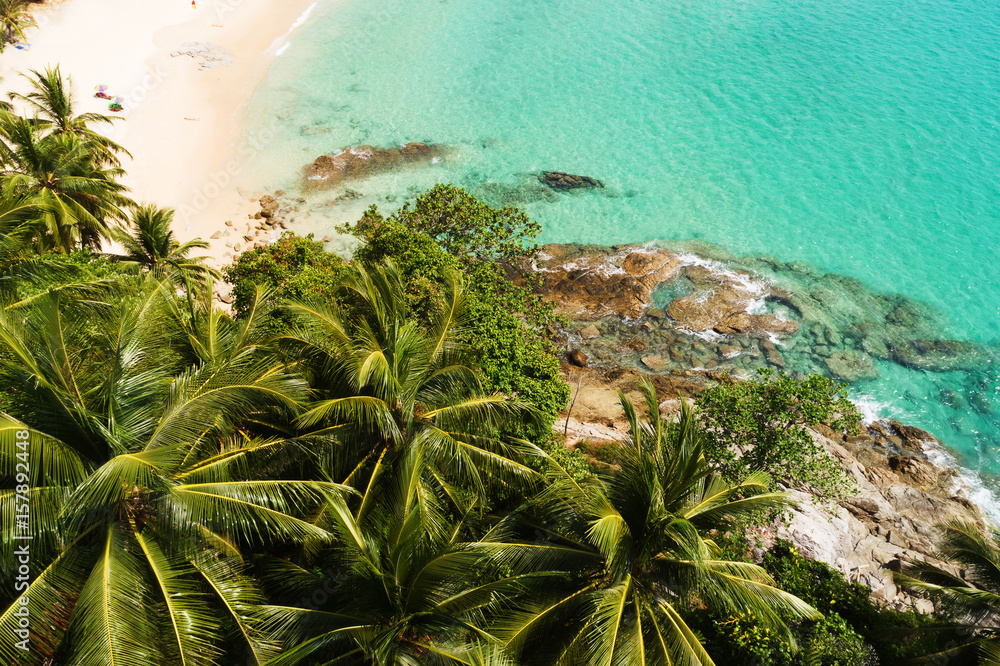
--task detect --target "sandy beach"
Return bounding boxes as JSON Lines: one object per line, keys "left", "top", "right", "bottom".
{"left": 1, "top": 0, "right": 321, "bottom": 265}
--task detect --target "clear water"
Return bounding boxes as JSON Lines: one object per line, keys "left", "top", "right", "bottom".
{"left": 241, "top": 0, "right": 1000, "bottom": 499}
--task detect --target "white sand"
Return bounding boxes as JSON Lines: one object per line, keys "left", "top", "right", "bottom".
{"left": 1, "top": 0, "right": 322, "bottom": 265}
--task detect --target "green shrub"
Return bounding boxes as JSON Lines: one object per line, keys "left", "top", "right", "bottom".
{"left": 801, "top": 613, "right": 874, "bottom": 666}
{"left": 696, "top": 369, "right": 861, "bottom": 502}
{"left": 763, "top": 540, "right": 946, "bottom": 664}
{"left": 222, "top": 232, "right": 349, "bottom": 332}
{"left": 341, "top": 186, "right": 569, "bottom": 424}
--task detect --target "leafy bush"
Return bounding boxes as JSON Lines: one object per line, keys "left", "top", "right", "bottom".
{"left": 222, "top": 232, "right": 349, "bottom": 332}
{"left": 800, "top": 613, "right": 875, "bottom": 666}
{"left": 763, "top": 540, "right": 945, "bottom": 664}
{"left": 696, "top": 369, "right": 861, "bottom": 502}
{"left": 341, "top": 186, "right": 569, "bottom": 422}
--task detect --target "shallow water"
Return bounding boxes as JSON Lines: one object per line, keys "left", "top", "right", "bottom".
{"left": 240, "top": 0, "right": 1000, "bottom": 499}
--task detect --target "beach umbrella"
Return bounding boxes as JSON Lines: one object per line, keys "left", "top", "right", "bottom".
{"left": 110, "top": 97, "right": 125, "bottom": 105}
{"left": 95, "top": 84, "right": 109, "bottom": 93}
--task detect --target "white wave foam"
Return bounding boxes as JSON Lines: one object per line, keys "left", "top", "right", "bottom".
{"left": 849, "top": 395, "right": 899, "bottom": 425}
{"left": 920, "top": 440, "right": 1000, "bottom": 525}
{"left": 269, "top": 2, "right": 318, "bottom": 56}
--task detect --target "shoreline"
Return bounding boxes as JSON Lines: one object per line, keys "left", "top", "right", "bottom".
{"left": 2, "top": 0, "right": 324, "bottom": 266}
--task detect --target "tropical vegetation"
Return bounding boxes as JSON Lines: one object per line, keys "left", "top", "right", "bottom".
{"left": 0, "top": 66, "right": 989, "bottom": 666}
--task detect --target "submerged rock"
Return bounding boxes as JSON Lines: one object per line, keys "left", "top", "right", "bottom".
{"left": 567, "top": 349, "right": 589, "bottom": 367}
{"left": 888, "top": 339, "right": 994, "bottom": 373}
{"left": 824, "top": 350, "right": 879, "bottom": 382}
{"left": 305, "top": 142, "right": 446, "bottom": 187}
{"left": 539, "top": 171, "right": 604, "bottom": 190}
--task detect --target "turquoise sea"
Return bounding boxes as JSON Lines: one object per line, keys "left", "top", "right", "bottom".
{"left": 241, "top": 0, "right": 1000, "bottom": 509}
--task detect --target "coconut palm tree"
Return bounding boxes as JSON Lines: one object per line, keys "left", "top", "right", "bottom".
{"left": 897, "top": 520, "right": 1000, "bottom": 664}
{"left": 257, "top": 444, "right": 533, "bottom": 666}
{"left": 493, "top": 382, "right": 821, "bottom": 666}
{"left": 0, "top": 0, "right": 31, "bottom": 53}
{"left": 0, "top": 280, "right": 343, "bottom": 664}
{"left": 0, "top": 112, "right": 133, "bottom": 251}
{"left": 279, "top": 261, "right": 541, "bottom": 519}
{"left": 9, "top": 66, "right": 129, "bottom": 166}
{"left": 111, "top": 203, "right": 219, "bottom": 288}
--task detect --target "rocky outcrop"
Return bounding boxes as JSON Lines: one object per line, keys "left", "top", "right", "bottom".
{"left": 533, "top": 245, "right": 684, "bottom": 319}
{"left": 774, "top": 426, "right": 981, "bottom": 610}
{"left": 531, "top": 244, "right": 801, "bottom": 338}
{"left": 539, "top": 171, "right": 604, "bottom": 190}
{"left": 555, "top": 363, "right": 986, "bottom": 610}
{"left": 665, "top": 264, "right": 799, "bottom": 337}
{"left": 305, "top": 142, "right": 446, "bottom": 188}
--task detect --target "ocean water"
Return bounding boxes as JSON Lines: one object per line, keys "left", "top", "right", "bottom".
{"left": 241, "top": 0, "right": 1000, "bottom": 503}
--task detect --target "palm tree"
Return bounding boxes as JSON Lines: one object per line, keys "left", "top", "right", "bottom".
{"left": 257, "top": 446, "right": 532, "bottom": 665}
{"left": 0, "top": 0, "right": 31, "bottom": 53}
{"left": 280, "top": 261, "right": 541, "bottom": 519}
{"left": 897, "top": 521, "right": 1000, "bottom": 664}
{"left": 0, "top": 280, "right": 342, "bottom": 664}
{"left": 9, "top": 66, "right": 129, "bottom": 166}
{"left": 0, "top": 112, "right": 133, "bottom": 251}
{"left": 111, "top": 203, "right": 219, "bottom": 288}
{"left": 493, "top": 382, "right": 820, "bottom": 666}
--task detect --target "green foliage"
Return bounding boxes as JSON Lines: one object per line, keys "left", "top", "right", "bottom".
{"left": 361, "top": 182, "right": 542, "bottom": 263}
{"left": 222, "top": 232, "right": 349, "bottom": 331}
{"left": 696, "top": 369, "right": 862, "bottom": 502}
{"left": 340, "top": 185, "right": 569, "bottom": 422}
{"left": 801, "top": 613, "right": 875, "bottom": 666}
{"left": 764, "top": 540, "right": 946, "bottom": 664}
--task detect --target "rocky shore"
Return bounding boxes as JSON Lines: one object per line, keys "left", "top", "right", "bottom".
{"left": 525, "top": 242, "right": 997, "bottom": 385}
{"left": 555, "top": 362, "right": 985, "bottom": 610}
{"left": 530, "top": 241, "right": 995, "bottom": 608}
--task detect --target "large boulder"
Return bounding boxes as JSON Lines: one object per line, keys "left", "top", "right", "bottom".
{"left": 532, "top": 246, "right": 684, "bottom": 319}
{"left": 259, "top": 195, "right": 279, "bottom": 218}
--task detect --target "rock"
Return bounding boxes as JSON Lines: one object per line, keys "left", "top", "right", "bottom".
{"left": 889, "top": 420, "right": 939, "bottom": 450}
{"left": 824, "top": 350, "right": 879, "bottom": 382}
{"left": 218, "top": 293, "right": 232, "bottom": 304}
{"left": 243, "top": 235, "right": 254, "bottom": 242}
{"left": 641, "top": 355, "right": 669, "bottom": 372}
{"left": 275, "top": 190, "right": 285, "bottom": 196}
{"left": 233, "top": 243, "right": 241, "bottom": 253}
{"left": 567, "top": 349, "right": 588, "bottom": 367}
{"left": 530, "top": 245, "right": 685, "bottom": 319}
{"left": 253, "top": 212, "right": 262, "bottom": 220}
{"left": 888, "top": 339, "right": 995, "bottom": 373}
{"left": 305, "top": 142, "right": 446, "bottom": 187}
{"left": 579, "top": 324, "right": 601, "bottom": 340}
{"left": 224, "top": 220, "right": 233, "bottom": 227}
{"left": 539, "top": 171, "right": 605, "bottom": 190}
{"left": 646, "top": 308, "right": 666, "bottom": 320}
{"left": 259, "top": 195, "right": 279, "bottom": 218}
{"left": 321, "top": 235, "right": 332, "bottom": 243}
{"left": 718, "top": 345, "right": 742, "bottom": 359}
{"left": 765, "top": 348, "right": 786, "bottom": 368}
{"left": 210, "top": 231, "right": 222, "bottom": 239}
{"left": 713, "top": 313, "right": 800, "bottom": 337}
{"left": 640, "top": 264, "right": 801, "bottom": 339}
